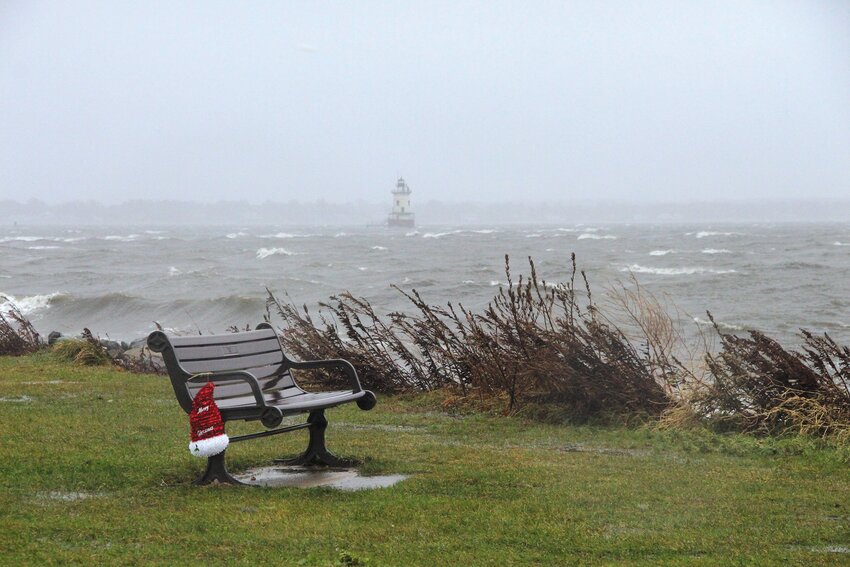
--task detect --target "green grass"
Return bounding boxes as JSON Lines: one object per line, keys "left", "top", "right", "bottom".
{"left": 1, "top": 354, "right": 849, "bottom": 566}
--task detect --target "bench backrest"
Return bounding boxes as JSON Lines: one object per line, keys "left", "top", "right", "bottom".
{"left": 147, "top": 324, "right": 296, "bottom": 413}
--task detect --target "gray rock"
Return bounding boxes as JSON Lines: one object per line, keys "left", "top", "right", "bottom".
{"left": 129, "top": 337, "right": 148, "bottom": 349}
{"left": 99, "top": 339, "right": 124, "bottom": 358}
{"left": 122, "top": 347, "right": 165, "bottom": 372}
{"left": 47, "top": 331, "right": 63, "bottom": 345}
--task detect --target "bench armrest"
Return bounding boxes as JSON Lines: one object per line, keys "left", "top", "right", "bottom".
{"left": 287, "top": 358, "right": 364, "bottom": 393}
{"left": 187, "top": 370, "right": 267, "bottom": 409}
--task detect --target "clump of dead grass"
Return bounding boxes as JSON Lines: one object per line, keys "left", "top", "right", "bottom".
{"left": 51, "top": 329, "right": 111, "bottom": 366}
{"left": 695, "top": 317, "right": 850, "bottom": 440}
{"left": 268, "top": 255, "right": 674, "bottom": 423}
{"left": 0, "top": 297, "right": 42, "bottom": 356}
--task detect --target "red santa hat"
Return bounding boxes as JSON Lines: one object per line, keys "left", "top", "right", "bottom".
{"left": 188, "top": 382, "right": 229, "bottom": 458}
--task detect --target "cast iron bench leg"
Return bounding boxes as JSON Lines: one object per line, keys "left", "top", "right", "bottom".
{"left": 274, "top": 409, "right": 357, "bottom": 467}
{"left": 193, "top": 450, "right": 245, "bottom": 486}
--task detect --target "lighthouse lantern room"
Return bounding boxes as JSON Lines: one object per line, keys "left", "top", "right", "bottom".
{"left": 387, "top": 177, "right": 415, "bottom": 228}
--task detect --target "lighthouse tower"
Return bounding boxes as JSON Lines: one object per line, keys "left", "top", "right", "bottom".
{"left": 387, "top": 177, "right": 415, "bottom": 228}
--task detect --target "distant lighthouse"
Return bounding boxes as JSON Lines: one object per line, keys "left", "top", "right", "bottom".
{"left": 387, "top": 177, "right": 415, "bottom": 228}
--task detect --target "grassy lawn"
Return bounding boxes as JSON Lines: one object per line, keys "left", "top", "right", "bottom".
{"left": 1, "top": 354, "right": 849, "bottom": 566}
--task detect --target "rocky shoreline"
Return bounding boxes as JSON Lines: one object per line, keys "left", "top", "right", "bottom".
{"left": 47, "top": 330, "right": 166, "bottom": 373}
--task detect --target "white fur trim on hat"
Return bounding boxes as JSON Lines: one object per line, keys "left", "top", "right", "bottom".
{"left": 189, "top": 433, "right": 229, "bottom": 458}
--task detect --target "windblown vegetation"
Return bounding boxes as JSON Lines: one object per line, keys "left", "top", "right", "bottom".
{"left": 51, "top": 329, "right": 112, "bottom": 367}
{"left": 3, "top": 257, "right": 849, "bottom": 443}
{"left": 0, "top": 297, "right": 41, "bottom": 356}
{"left": 267, "top": 255, "right": 850, "bottom": 443}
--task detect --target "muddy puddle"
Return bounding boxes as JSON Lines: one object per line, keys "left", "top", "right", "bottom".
{"left": 235, "top": 466, "right": 408, "bottom": 490}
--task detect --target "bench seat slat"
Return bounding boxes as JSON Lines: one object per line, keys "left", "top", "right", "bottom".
{"left": 180, "top": 351, "right": 284, "bottom": 374}
{"left": 186, "top": 367, "right": 296, "bottom": 399}
{"left": 192, "top": 381, "right": 299, "bottom": 400}
{"left": 174, "top": 337, "right": 282, "bottom": 361}
{"left": 169, "top": 328, "right": 276, "bottom": 347}
{"left": 214, "top": 389, "right": 361, "bottom": 411}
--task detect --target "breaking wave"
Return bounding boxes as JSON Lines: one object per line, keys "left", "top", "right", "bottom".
{"left": 256, "top": 247, "right": 297, "bottom": 259}
{"left": 0, "top": 292, "right": 65, "bottom": 315}
{"left": 693, "top": 316, "right": 743, "bottom": 331}
{"left": 578, "top": 233, "right": 617, "bottom": 240}
{"left": 0, "top": 236, "right": 85, "bottom": 244}
{"left": 622, "top": 264, "right": 738, "bottom": 276}
{"left": 103, "top": 234, "right": 140, "bottom": 242}
{"left": 649, "top": 250, "right": 674, "bottom": 256}
{"left": 692, "top": 231, "right": 740, "bottom": 239}
{"left": 702, "top": 249, "right": 732, "bottom": 254}
{"left": 422, "top": 231, "right": 457, "bottom": 239}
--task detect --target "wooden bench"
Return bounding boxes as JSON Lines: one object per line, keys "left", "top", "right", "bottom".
{"left": 147, "top": 322, "right": 376, "bottom": 485}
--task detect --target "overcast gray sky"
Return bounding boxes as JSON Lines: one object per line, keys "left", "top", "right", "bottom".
{"left": 1, "top": 1, "right": 848, "bottom": 205}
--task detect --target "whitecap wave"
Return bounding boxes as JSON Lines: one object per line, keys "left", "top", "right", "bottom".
{"left": 0, "top": 236, "right": 83, "bottom": 244}
{"left": 702, "top": 249, "right": 732, "bottom": 254}
{"left": 0, "top": 292, "right": 64, "bottom": 315}
{"left": 694, "top": 231, "right": 740, "bottom": 239}
{"left": 103, "top": 234, "right": 140, "bottom": 242}
{"left": 422, "top": 231, "right": 455, "bottom": 239}
{"left": 578, "top": 233, "right": 617, "bottom": 240}
{"left": 226, "top": 232, "right": 248, "bottom": 239}
{"left": 357, "top": 266, "right": 368, "bottom": 271}
{"left": 256, "top": 247, "right": 296, "bottom": 259}
{"left": 0, "top": 236, "right": 43, "bottom": 243}
{"left": 693, "top": 316, "right": 743, "bottom": 331}
{"left": 168, "top": 266, "right": 181, "bottom": 276}
{"left": 470, "top": 229, "right": 497, "bottom": 234}
{"left": 405, "top": 231, "right": 419, "bottom": 237}
{"left": 834, "top": 241, "right": 849, "bottom": 247}
{"left": 622, "top": 264, "right": 738, "bottom": 275}
{"left": 649, "top": 250, "right": 674, "bottom": 256}
{"left": 525, "top": 233, "right": 542, "bottom": 238}
{"left": 370, "top": 246, "right": 388, "bottom": 251}
{"left": 27, "top": 246, "right": 60, "bottom": 250}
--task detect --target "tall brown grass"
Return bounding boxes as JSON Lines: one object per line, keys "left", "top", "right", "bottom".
{"left": 268, "top": 255, "right": 672, "bottom": 422}
{"left": 267, "top": 254, "right": 850, "bottom": 438}
{"left": 696, "top": 316, "right": 850, "bottom": 439}
{"left": 0, "top": 298, "right": 41, "bottom": 356}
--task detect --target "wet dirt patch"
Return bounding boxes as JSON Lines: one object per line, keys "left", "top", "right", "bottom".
{"left": 335, "top": 422, "right": 422, "bottom": 433}
{"left": 235, "top": 466, "right": 409, "bottom": 490}
{"left": 557, "top": 443, "right": 649, "bottom": 457}
{"left": 813, "top": 546, "right": 850, "bottom": 554}
{"left": 38, "top": 491, "right": 104, "bottom": 501}
{"left": 0, "top": 395, "right": 33, "bottom": 403}
{"left": 20, "top": 381, "right": 81, "bottom": 385}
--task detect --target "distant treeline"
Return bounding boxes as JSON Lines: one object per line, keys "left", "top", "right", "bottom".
{"left": 4, "top": 198, "right": 850, "bottom": 225}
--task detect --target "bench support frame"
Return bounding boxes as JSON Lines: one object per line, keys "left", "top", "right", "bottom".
{"left": 274, "top": 409, "right": 357, "bottom": 468}
{"left": 193, "top": 410, "right": 353, "bottom": 484}
{"left": 194, "top": 450, "right": 244, "bottom": 486}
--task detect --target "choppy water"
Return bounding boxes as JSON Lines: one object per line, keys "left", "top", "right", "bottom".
{"left": 2, "top": 223, "right": 849, "bottom": 345}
